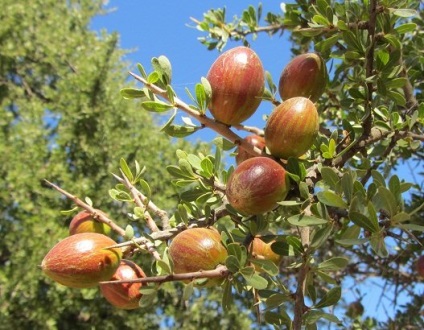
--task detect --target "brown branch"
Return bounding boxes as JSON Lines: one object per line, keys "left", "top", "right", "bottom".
{"left": 44, "top": 180, "right": 162, "bottom": 261}
{"left": 293, "top": 206, "right": 312, "bottom": 329}
{"left": 100, "top": 264, "right": 229, "bottom": 285}
{"left": 44, "top": 179, "right": 127, "bottom": 237}
{"left": 118, "top": 170, "right": 160, "bottom": 232}
{"left": 129, "top": 71, "right": 266, "bottom": 159}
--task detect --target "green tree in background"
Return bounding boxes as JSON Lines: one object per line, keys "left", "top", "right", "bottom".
{"left": 2, "top": 1, "right": 424, "bottom": 330}
{"left": 0, "top": 1, "right": 250, "bottom": 329}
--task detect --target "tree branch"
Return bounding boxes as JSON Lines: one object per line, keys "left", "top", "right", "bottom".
{"left": 100, "top": 264, "right": 229, "bottom": 285}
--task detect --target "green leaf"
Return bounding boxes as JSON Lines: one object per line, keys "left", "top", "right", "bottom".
{"left": 398, "top": 224, "right": 424, "bottom": 232}
{"left": 349, "top": 211, "right": 379, "bottom": 233}
{"left": 317, "top": 191, "right": 347, "bottom": 208}
{"left": 265, "top": 293, "right": 290, "bottom": 309}
{"left": 287, "top": 214, "right": 328, "bottom": 227}
{"left": 395, "top": 23, "right": 417, "bottom": 34}
{"left": 227, "top": 243, "right": 247, "bottom": 267}
{"left": 226, "top": 255, "right": 241, "bottom": 273}
{"left": 304, "top": 310, "right": 340, "bottom": 325}
{"left": 242, "top": 272, "right": 268, "bottom": 290}
{"left": 286, "top": 236, "right": 304, "bottom": 255}
{"left": 310, "top": 224, "right": 333, "bottom": 249}
{"left": 250, "top": 259, "right": 279, "bottom": 276}
{"left": 141, "top": 100, "right": 174, "bottom": 112}
{"left": 321, "top": 167, "right": 340, "bottom": 190}
{"left": 317, "top": 257, "right": 349, "bottom": 272}
{"left": 156, "top": 259, "right": 172, "bottom": 275}
{"left": 222, "top": 280, "right": 233, "bottom": 312}
{"left": 370, "top": 233, "right": 388, "bottom": 257}
{"left": 373, "top": 186, "right": 397, "bottom": 217}
{"left": 200, "top": 157, "right": 214, "bottom": 178}
{"left": 182, "top": 281, "right": 194, "bottom": 301}
{"left": 120, "top": 158, "right": 134, "bottom": 182}
{"left": 124, "top": 224, "right": 134, "bottom": 239}
{"left": 120, "top": 88, "right": 146, "bottom": 99}
{"left": 389, "top": 8, "right": 418, "bottom": 17}
{"left": 341, "top": 172, "right": 354, "bottom": 204}
{"left": 314, "top": 286, "right": 341, "bottom": 308}
{"left": 264, "top": 310, "right": 292, "bottom": 327}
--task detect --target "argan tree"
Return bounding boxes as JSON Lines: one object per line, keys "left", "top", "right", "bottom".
{"left": 7, "top": 0, "right": 424, "bottom": 329}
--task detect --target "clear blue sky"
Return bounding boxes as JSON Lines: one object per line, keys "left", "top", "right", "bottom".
{"left": 90, "top": 1, "right": 421, "bottom": 326}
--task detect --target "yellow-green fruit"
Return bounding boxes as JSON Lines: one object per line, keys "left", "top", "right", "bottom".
{"left": 169, "top": 228, "right": 228, "bottom": 287}
{"left": 279, "top": 52, "right": 328, "bottom": 102}
{"left": 265, "top": 97, "right": 319, "bottom": 159}
{"left": 207, "top": 46, "right": 265, "bottom": 125}
{"left": 250, "top": 237, "right": 281, "bottom": 272}
{"left": 41, "top": 233, "right": 122, "bottom": 288}
{"left": 69, "top": 210, "right": 111, "bottom": 236}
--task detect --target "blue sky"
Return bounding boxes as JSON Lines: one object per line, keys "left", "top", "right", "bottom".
{"left": 90, "top": 1, "right": 422, "bottom": 326}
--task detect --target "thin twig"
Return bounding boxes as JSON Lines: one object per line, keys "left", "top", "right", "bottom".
{"left": 129, "top": 71, "right": 266, "bottom": 159}
{"left": 44, "top": 179, "right": 127, "bottom": 237}
{"left": 119, "top": 170, "right": 160, "bottom": 232}
{"left": 100, "top": 264, "right": 229, "bottom": 285}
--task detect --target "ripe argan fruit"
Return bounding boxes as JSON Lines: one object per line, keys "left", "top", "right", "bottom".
{"left": 265, "top": 97, "right": 319, "bottom": 159}
{"left": 207, "top": 46, "right": 265, "bottom": 125}
{"left": 69, "top": 210, "right": 111, "bottom": 236}
{"left": 169, "top": 228, "right": 228, "bottom": 287}
{"left": 250, "top": 237, "right": 281, "bottom": 272}
{"left": 279, "top": 53, "right": 328, "bottom": 102}
{"left": 416, "top": 255, "right": 424, "bottom": 277}
{"left": 100, "top": 260, "right": 146, "bottom": 309}
{"left": 226, "top": 157, "right": 290, "bottom": 215}
{"left": 41, "top": 233, "right": 122, "bottom": 288}
{"left": 235, "top": 134, "right": 266, "bottom": 165}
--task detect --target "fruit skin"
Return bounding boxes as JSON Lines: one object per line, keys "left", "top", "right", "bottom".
{"left": 206, "top": 46, "right": 265, "bottom": 125}
{"left": 416, "top": 255, "right": 424, "bottom": 277}
{"left": 279, "top": 52, "right": 328, "bottom": 102}
{"left": 100, "top": 260, "right": 146, "bottom": 310}
{"left": 69, "top": 210, "right": 111, "bottom": 236}
{"left": 235, "top": 134, "right": 266, "bottom": 165}
{"left": 41, "top": 233, "right": 122, "bottom": 288}
{"left": 169, "top": 228, "right": 228, "bottom": 287}
{"left": 250, "top": 237, "right": 281, "bottom": 272}
{"left": 265, "top": 97, "right": 319, "bottom": 159}
{"left": 226, "top": 157, "right": 290, "bottom": 215}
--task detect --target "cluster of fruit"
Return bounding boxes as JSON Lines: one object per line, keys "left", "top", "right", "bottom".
{"left": 41, "top": 211, "right": 281, "bottom": 306}
{"left": 207, "top": 46, "right": 327, "bottom": 215}
{"left": 42, "top": 46, "right": 327, "bottom": 306}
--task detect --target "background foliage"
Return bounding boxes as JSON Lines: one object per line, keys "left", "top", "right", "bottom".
{"left": 1, "top": 0, "right": 423, "bottom": 329}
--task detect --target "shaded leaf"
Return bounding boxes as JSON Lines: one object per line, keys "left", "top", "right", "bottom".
{"left": 314, "top": 286, "right": 341, "bottom": 308}
{"left": 317, "top": 191, "right": 347, "bottom": 208}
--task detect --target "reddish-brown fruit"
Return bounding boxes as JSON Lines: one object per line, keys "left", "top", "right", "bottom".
{"left": 206, "top": 46, "right": 265, "bottom": 125}
{"left": 416, "top": 255, "right": 424, "bottom": 277}
{"left": 250, "top": 237, "right": 281, "bottom": 272}
{"left": 41, "top": 233, "right": 122, "bottom": 288}
{"left": 235, "top": 134, "right": 266, "bottom": 165}
{"left": 169, "top": 228, "right": 228, "bottom": 287}
{"left": 69, "top": 210, "right": 111, "bottom": 236}
{"left": 226, "top": 157, "right": 290, "bottom": 215}
{"left": 279, "top": 53, "right": 328, "bottom": 102}
{"left": 265, "top": 97, "right": 319, "bottom": 159}
{"left": 100, "top": 260, "right": 146, "bottom": 309}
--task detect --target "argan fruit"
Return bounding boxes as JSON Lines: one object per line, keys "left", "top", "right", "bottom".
{"left": 207, "top": 46, "right": 265, "bottom": 125}
{"left": 250, "top": 237, "right": 281, "bottom": 272}
{"left": 235, "top": 134, "right": 266, "bottom": 165}
{"left": 279, "top": 52, "right": 328, "bottom": 102}
{"left": 100, "top": 259, "right": 146, "bottom": 309}
{"left": 265, "top": 97, "right": 319, "bottom": 159}
{"left": 69, "top": 210, "right": 111, "bottom": 236}
{"left": 226, "top": 157, "right": 290, "bottom": 215}
{"left": 41, "top": 233, "right": 122, "bottom": 288}
{"left": 169, "top": 228, "right": 228, "bottom": 287}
